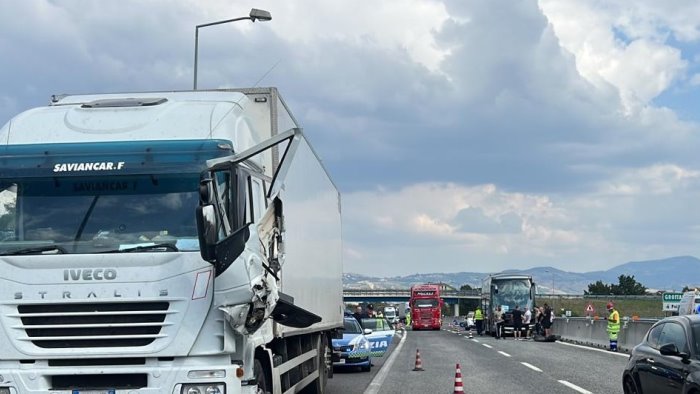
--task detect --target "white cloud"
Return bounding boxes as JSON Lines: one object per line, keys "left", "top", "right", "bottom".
{"left": 599, "top": 164, "right": 700, "bottom": 196}
{"left": 343, "top": 169, "right": 700, "bottom": 275}
{"left": 193, "top": 0, "right": 451, "bottom": 73}
{"left": 538, "top": 0, "right": 691, "bottom": 113}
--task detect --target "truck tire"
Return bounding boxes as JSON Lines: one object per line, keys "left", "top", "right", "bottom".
{"left": 254, "top": 359, "right": 271, "bottom": 394}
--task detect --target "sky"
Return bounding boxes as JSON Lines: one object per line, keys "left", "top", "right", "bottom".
{"left": 3, "top": 0, "right": 700, "bottom": 277}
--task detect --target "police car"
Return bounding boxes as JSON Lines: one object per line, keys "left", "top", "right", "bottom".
{"left": 361, "top": 317, "right": 395, "bottom": 357}
{"left": 332, "top": 317, "right": 372, "bottom": 371}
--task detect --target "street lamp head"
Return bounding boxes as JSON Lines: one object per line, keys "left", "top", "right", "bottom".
{"left": 249, "top": 8, "right": 272, "bottom": 22}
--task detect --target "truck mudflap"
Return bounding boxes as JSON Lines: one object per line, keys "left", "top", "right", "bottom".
{"left": 270, "top": 292, "right": 322, "bottom": 328}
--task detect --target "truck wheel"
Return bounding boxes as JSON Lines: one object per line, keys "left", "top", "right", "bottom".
{"left": 254, "top": 359, "right": 271, "bottom": 394}
{"left": 304, "top": 334, "right": 328, "bottom": 393}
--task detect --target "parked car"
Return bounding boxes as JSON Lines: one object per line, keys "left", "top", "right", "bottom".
{"left": 623, "top": 314, "right": 700, "bottom": 393}
{"left": 332, "top": 317, "right": 372, "bottom": 372}
{"left": 361, "top": 318, "right": 395, "bottom": 357}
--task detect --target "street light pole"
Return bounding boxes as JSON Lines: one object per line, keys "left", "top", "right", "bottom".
{"left": 551, "top": 272, "right": 555, "bottom": 296}
{"left": 544, "top": 269, "right": 555, "bottom": 311}
{"left": 193, "top": 8, "right": 272, "bottom": 90}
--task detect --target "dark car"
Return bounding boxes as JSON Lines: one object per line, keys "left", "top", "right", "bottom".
{"left": 623, "top": 314, "right": 700, "bottom": 393}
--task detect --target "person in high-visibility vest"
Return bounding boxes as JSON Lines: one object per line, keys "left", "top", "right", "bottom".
{"left": 606, "top": 302, "right": 620, "bottom": 352}
{"left": 405, "top": 308, "right": 411, "bottom": 328}
{"left": 474, "top": 306, "right": 484, "bottom": 336}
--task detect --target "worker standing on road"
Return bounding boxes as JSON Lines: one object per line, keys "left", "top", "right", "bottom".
{"left": 542, "top": 303, "right": 553, "bottom": 338}
{"left": 494, "top": 306, "right": 504, "bottom": 339}
{"left": 606, "top": 302, "right": 620, "bottom": 352}
{"left": 523, "top": 306, "right": 532, "bottom": 339}
{"left": 474, "top": 306, "right": 484, "bottom": 336}
{"left": 512, "top": 305, "right": 523, "bottom": 340}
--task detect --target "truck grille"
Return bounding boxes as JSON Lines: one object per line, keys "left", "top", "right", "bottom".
{"left": 17, "top": 302, "right": 170, "bottom": 348}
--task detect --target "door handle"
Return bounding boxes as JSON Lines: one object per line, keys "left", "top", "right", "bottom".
{"left": 645, "top": 358, "right": 656, "bottom": 364}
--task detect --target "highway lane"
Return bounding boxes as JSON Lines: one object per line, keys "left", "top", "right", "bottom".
{"left": 477, "top": 334, "right": 630, "bottom": 393}
{"left": 327, "top": 325, "right": 630, "bottom": 393}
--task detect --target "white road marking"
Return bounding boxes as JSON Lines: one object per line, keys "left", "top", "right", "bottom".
{"left": 557, "top": 341, "right": 629, "bottom": 358}
{"left": 365, "top": 329, "right": 407, "bottom": 394}
{"left": 498, "top": 351, "right": 511, "bottom": 357}
{"left": 520, "top": 362, "right": 542, "bottom": 372}
{"left": 482, "top": 344, "right": 493, "bottom": 349}
{"left": 558, "top": 380, "right": 593, "bottom": 394}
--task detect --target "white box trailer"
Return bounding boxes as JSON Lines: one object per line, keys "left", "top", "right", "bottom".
{"left": 0, "top": 88, "right": 343, "bottom": 394}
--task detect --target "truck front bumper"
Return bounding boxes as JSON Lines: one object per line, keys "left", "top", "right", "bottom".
{"left": 0, "top": 356, "right": 244, "bottom": 394}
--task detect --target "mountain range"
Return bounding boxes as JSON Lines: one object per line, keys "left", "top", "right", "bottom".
{"left": 343, "top": 256, "right": 700, "bottom": 294}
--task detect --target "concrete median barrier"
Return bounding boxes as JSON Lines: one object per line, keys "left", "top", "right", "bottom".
{"left": 552, "top": 317, "right": 656, "bottom": 352}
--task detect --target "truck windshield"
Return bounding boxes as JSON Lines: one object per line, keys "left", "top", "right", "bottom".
{"left": 492, "top": 279, "right": 532, "bottom": 311}
{"left": 0, "top": 174, "right": 200, "bottom": 255}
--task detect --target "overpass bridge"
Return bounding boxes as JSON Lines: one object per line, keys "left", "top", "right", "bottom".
{"left": 343, "top": 289, "right": 480, "bottom": 315}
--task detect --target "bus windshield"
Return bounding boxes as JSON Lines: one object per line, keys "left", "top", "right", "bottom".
{"left": 492, "top": 279, "right": 532, "bottom": 311}
{"left": 0, "top": 173, "right": 201, "bottom": 255}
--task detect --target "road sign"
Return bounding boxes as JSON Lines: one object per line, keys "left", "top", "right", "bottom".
{"left": 585, "top": 304, "right": 594, "bottom": 312}
{"left": 662, "top": 292, "right": 683, "bottom": 312}
{"left": 663, "top": 292, "right": 683, "bottom": 302}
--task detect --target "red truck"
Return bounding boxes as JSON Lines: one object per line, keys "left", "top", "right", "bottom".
{"left": 409, "top": 284, "right": 443, "bottom": 330}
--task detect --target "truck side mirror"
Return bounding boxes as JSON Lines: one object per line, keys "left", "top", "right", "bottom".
{"left": 196, "top": 205, "right": 218, "bottom": 262}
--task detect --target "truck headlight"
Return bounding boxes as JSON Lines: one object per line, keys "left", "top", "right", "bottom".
{"left": 181, "top": 383, "right": 225, "bottom": 394}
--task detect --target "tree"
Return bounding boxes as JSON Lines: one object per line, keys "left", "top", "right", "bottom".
{"left": 460, "top": 284, "right": 473, "bottom": 291}
{"left": 585, "top": 280, "right": 611, "bottom": 295}
{"left": 613, "top": 274, "right": 647, "bottom": 295}
{"left": 585, "top": 275, "right": 647, "bottom": 296}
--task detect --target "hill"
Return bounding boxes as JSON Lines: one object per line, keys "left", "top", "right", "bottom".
{"left": 343, "top": 256, "right": 700, "bottom": 293}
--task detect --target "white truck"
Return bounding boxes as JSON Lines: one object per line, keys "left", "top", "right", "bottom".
{"left": 0, "top": 87, "right": 343, "bottom": 394}
{"left": 383, "top": 306, "right": 397, "bottom": 324}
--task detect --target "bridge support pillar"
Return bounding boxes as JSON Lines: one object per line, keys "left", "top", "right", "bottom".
{"left": 454, "top": 303, "right": 460, "bottom": 317}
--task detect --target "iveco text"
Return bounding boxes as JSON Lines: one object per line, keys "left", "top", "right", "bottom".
{"left": 64, "top": 268, "right": 117, "bottom": 281}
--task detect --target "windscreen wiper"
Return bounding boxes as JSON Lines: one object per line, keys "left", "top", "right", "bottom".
{"left": 0, "top": 245, "right": 69, "bottom": 256}
{"left": 99, "top": 243, "right": 179, "bottom": 253}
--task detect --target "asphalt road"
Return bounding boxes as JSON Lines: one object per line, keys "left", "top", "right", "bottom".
{"left": 327, "top": 325, "right": 630, "bottom": 394}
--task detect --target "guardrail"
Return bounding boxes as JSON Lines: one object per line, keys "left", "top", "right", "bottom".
{"left": 552, "top": 316, "right": 658, "bottom": 352}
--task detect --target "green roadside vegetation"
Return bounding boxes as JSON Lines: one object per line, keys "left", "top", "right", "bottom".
{"left": 538, "top": 296, "right": 666, "bottom": 319}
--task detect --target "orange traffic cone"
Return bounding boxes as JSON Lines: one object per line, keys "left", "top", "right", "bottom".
{"left": 412, "top": 349, "right": 424, "bottom": 371}
{"left": 453, "top": 363, "right": 464, "bottom": 393}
